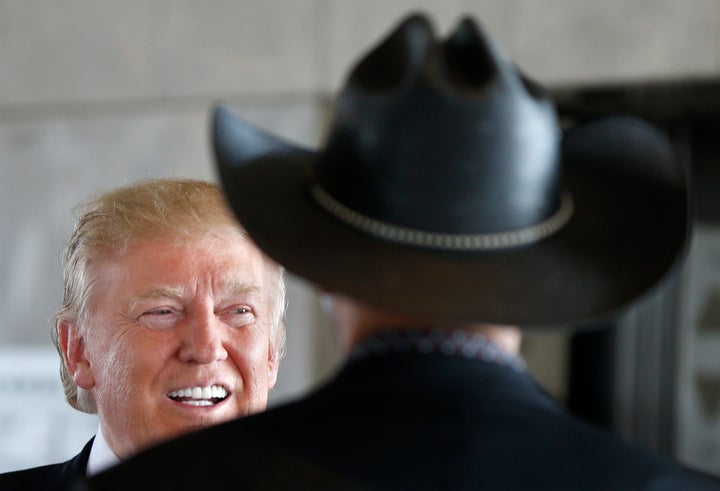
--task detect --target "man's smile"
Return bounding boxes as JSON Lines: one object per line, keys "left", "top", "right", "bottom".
{"left": 166, "top": 385, "right": 229, "bottom": 406}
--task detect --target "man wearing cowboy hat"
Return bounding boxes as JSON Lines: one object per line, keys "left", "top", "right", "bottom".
{"left": 83, "top": 12, "right": 720, "bottom": 490}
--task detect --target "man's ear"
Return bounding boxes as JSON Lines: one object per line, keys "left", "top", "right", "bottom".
{"left": 58, "top": 320, "right": 95, "bottom": 390}
{"left": 267, "top": 340, "right": 279, "bottom": 390}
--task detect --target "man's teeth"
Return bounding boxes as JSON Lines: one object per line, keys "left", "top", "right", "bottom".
{"left": 167, "top": 385, "right": 228, "bottom": 406}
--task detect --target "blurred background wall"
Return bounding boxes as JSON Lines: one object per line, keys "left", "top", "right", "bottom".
{"left": 1, "top": 0, "right": 719, "bottom": 475}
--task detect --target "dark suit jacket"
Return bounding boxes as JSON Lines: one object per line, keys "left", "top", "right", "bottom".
{"left": 84, "top": 354, "right": 720, "bottom": 490}
{"left": 0, "top": 437, "right": 93, "bottom": 491}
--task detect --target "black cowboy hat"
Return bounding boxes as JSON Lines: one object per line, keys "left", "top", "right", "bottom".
{"left": 211, "top": 12, "right": 689, "bottom": 328}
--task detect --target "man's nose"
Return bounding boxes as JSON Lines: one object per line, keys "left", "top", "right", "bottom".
{"left": 177, "top": 307, "right": 229, "bottom": 364}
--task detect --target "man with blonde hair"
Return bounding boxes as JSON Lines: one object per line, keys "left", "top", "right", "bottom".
{"left": 0, "top": 178, "right": 286, "bottom": 490}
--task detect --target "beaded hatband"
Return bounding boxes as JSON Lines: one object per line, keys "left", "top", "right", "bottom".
{"left": 309, "top": 183, "right": 573, "bottom": 251}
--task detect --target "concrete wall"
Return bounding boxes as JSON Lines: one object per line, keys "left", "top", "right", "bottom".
{"left": 1, "top": 0, "right": 719, "bottom": 471}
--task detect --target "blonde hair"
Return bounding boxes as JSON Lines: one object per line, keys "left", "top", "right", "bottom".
{"left": 52, "top": 178, "right": 286, "bottom": 412}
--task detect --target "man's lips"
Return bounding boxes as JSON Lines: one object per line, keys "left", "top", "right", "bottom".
{"left": 166, "top": 384, "right": 229, "bottom": 407}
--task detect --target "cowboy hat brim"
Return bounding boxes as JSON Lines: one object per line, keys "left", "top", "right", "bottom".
{"left": 213, "top": 106, "right": 688, "bottom": 328}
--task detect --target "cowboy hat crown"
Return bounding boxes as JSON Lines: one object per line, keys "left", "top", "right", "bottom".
{"left": 316, "top": 14, "right": 562, "bottom": 238}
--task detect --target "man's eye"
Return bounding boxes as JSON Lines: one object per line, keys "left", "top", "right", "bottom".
{"left": 224, "top": 306, "right": 255, "bottom": 328}
{"left": 150, "top": 308, "right": 173, "bottom": 315}
{"left": 138, "top": 309, "right": 178, "bottom": 330}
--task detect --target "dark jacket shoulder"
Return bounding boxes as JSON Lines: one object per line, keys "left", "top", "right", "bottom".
{"left": 0, "top": 438, "right": 94, "bottom": 491}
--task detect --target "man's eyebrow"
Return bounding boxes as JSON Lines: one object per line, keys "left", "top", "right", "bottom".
{"left": 129, "top": 286, "right": 186, "bottom": 310}
{"left": 127, "top": 281, "right": 263, "bottom": 312}
{"left": 221, "top": 279, "right": 263, "bottom": 298}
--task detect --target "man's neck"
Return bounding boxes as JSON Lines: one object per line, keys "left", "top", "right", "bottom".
{"left": 327, "top": 294, "right": 522, "bottom": 355}
{"left": 350, "top": 323, "right": 522, "bottom": 356}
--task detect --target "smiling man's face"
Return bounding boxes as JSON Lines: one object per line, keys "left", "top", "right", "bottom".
{"left": 66, "top": 231, "right": 279, "bottom": 459}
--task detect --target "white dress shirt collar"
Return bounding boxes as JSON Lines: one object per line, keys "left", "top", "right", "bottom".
{"left": 86, "top": 425, "right": 121, "bottom": 476}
